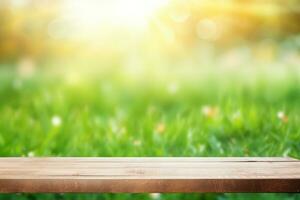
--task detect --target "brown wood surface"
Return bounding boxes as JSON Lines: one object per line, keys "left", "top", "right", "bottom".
{"left": 0, "top": 157, "right": 299, "bottom": 193}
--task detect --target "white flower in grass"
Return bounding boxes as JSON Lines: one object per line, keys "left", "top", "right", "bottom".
{"left": 277, "top": 111, "right": 284, "bottom": 118}
{"left": 201, "top": 105, "right": 218, "bottom": 118}
{"left": 277, "top": 111, "right": 288, "bottom": 123}
{"left": 52, "top": 115, "right": 62, "bottom": 127}
{"left": 150, "top": 193, "right": 161, "bottom": 199}
{"left": 27, "top": 151, "right": 35, "bottom": 157}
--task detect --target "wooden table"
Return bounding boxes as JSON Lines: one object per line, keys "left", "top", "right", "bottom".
{"left": 0, "top": 157, "right": 299, "bottom": 193}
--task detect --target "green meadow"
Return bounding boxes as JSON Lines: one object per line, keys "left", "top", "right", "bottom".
{"left": 0, "top": 62, "right": 299, "bottom": 199}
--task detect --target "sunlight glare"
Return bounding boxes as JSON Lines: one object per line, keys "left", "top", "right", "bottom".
{"left": 63, "top": 0, "right": 169, "bottom": 30}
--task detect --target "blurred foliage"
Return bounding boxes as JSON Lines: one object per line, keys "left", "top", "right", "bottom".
{"left": 0, "top": 0, "right": 299, "bottom": 64}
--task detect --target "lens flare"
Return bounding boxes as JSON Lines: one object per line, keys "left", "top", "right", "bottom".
{"left": 63, "top": 0, "right": 169, "bottom": 30}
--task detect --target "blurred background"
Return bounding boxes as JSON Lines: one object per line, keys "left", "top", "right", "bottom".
{"left": 0, "top": 0, "right": 299, "bottom": 199}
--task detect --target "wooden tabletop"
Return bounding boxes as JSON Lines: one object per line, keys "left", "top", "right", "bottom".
{"left": 0, "top": 157, "right": 299, "bottom": 193}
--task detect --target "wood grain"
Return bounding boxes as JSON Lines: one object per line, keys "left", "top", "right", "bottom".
{"left": 0, "top": 157, "right": 299, "bottom": 193}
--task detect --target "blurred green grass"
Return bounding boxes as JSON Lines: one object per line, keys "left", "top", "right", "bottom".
{"left": 0, "top": 67, "right": 299, "bottom": 199}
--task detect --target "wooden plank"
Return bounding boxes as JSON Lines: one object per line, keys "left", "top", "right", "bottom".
{"left": 0, "top": 157, "right": 299, "bottom": 193}
{"left": 0, "top": 157, "right": 297, "bottom": 162}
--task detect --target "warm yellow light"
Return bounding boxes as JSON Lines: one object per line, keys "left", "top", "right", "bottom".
{"left": 63, "top": 0, "right": 168, "bottom": 30}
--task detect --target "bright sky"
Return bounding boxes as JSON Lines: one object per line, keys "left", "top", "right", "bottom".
{"left": 62, "top": 0, "right": 169, "bottom": 30}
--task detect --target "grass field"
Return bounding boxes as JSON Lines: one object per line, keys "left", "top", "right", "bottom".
{"left": 0, "top": 63, "right": 299, "bottom": 199}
